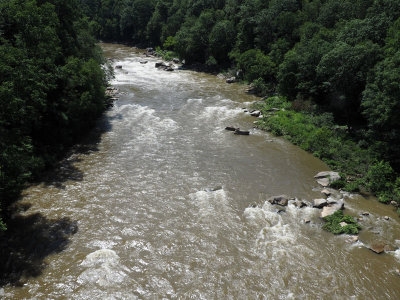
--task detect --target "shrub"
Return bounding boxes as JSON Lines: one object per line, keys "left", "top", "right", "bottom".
{"left": 323, "top": 211, "right": 361, "bottom": 235}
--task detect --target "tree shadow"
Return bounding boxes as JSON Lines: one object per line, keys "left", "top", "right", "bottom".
{"left": 38, "top": 113, "right": 122, "bottom": 189}
{"left": 0, "top": 111, "right": 122, "bottom": 287}
{"left": 0, "top": 205, "right": 78, "bottom": 287}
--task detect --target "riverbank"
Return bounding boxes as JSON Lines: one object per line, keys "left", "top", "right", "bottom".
{"left": 249, "top": 95, "right": 400, "bottom": 214}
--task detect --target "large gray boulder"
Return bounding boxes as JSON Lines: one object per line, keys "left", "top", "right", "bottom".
{"left": 314, "top": 171, "right": 341, "bottom": 187}
{"left": 320, "top": 200, "right": 344, "bottom": 218}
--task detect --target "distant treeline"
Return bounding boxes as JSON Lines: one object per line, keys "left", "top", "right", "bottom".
{"left": 0, "top": 0, "right": 108, "bottom": 229}
{"left": 80, "top": 0, "right": 400, "bottom": 204}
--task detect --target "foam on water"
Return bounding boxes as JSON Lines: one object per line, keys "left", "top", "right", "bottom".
{"left": 78, "top": 249, "right": 129, "bottom": 288}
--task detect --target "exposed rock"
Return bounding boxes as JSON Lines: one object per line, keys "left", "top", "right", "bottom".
{"left": 234, "top": 129, "right": 250, "bottom": 135}
{"left": 369, "top": 242, "right": 386, "bottom": 254}
{"left": 155, "top": 62, "right": 167, "bottom": 68}
{"left": 225, "top": 126, "right": 238, "bottom": 131}
{"left": 384, "top": 216, "right": 390, "bottom": 221}
{"left": 246, "top": 86, "right": 257, "bottom": 94}
{"left": 226, "top": 77, "right": 236, "bottom": 84}
{"left": 340, "top": 222, "right": 348, "bottom": 227}
{"left": 115, "top": 65, "right": 122, "bottom": 69}
{"left": 384, "top": 245, "right": 396, "bottom": 252}
{"left": 321, "top": 189, "right": 331, "bottom": 196}
{"left": 267, "top": 195, "right": 289, "bottom": 207}
{"left": 313, "top": 198, "right": 328, "bottom": 209}
{"left": 165, "top": 67, "right": 174, "bottom": 72}
{"left": 140, "top": 60, "right": 148, "bottom": 64}
{"left": 304, "top": 218, "right": 311, "bottom": 224}
{"left": 314, "top": 171, "right": 341, "bottom": 187}
{"left": 250, "top": 110, "right": 261, "bottom": 117}
{"left": 293, "top": 199, "right": 308, "bottom": 208}
{"left": 357, "top": 217, "right": 363, "bottom": 222}
{"left": 327, "top": 197, "right": 338, "bottom": 205}
{"left": 362, "top": 212, "right": 370, "bottom": 216}
{"left": 217, "top": 73, "right": 226, "bottom": 79}
{"left": 320, "top": 201, "right": 344, "bottom": 218}
{"left": 173, "top": 58, "right": 180, "bottom": 63}
{"left": 146, "top": 47, "right": 154, "bottom": 53}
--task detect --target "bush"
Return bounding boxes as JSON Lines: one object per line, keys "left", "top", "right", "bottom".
{"left": 323, "top": 211, "right": 361, "bottom": 235}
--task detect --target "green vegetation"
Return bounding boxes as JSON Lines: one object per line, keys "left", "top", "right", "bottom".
{"left": 0, "top": 0, "right": 108, "bottom": 229}
{"left": 322, "top": 211, "right": 361, "bottom": 235}
{"left": 255, "top": 96, "right": 400, "bottom": 203}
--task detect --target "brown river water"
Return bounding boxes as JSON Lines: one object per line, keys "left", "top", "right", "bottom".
{"left": 3, "top": 43, "right": 400, "bottom": 299}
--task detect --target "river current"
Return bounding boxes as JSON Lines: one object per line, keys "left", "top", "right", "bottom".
{"left": 3, "top": 44, "right": 400, "bottom": 299}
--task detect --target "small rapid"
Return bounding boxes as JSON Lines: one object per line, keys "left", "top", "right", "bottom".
{"left": 3, "top": 43, "right": 400, "bottom": 299}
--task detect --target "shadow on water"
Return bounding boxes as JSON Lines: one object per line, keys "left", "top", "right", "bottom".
{"left": 0, "top": 206, "right": 78, "bottom": 287}
{"left": 39, "top": 112, "right": 121, "bottom": 189}
{"left": 0, "top": 111, "right": 120, "bottom": 287}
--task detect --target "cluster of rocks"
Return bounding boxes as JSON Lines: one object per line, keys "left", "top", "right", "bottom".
{"left": 155, "top": 61, "right": 175, "bottom": 72}
{"left": 105, "top": 86, "right": 119, "bottom": 108}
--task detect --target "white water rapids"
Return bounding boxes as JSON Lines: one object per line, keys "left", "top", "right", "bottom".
{"left": 3, "top": 44, "right": 400, "bottom": 299}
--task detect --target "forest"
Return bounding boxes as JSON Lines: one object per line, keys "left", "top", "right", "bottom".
{"left": 78, "top": 0, "right": 400, "bottom": 208}
{"left": 0, "top": 0, "right": 108, "bottom": 229}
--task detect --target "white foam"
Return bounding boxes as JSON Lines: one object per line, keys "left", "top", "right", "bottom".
{"left": 78, "top": 249, "right": 129, "bottom": 287}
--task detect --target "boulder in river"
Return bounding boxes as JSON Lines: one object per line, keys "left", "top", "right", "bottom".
{"left": 313, "top": 198, "right": 328, "bottom": 209}
{"left": 226, "top": 77, "right": 236, "bottom": 84}
{"left": 155, "top": 61, "right": 167, "bottom": 68}
{"left": 267, "top": 195, "right": 289, "bottom": 206}
{"left": 225, "top": 126, "right": 238, "bottom": 131}
{"left": 234, "top": 129, "right": 250, "bottom": 135}
{"left": 115, "top": 65, "right": 122, "bottom": 69}
{"left": 314, "top": 171, "right": 341, "bottom": 187}
{"left": 250, "top": 110, "right": 261, "bottom": 117}
{"left": 369, "top": 242, "right": 386, "bottom": 254}
{"left": 321, "top": 189, "right": 331, "bottom": 197}
{"left": 140, "top": 60, "right": 148, "bottom": 64}
{"left": 173, "top": 58, "right": 180, "bottom": 64}
{"left": 292, "top": 199, "right": 308, "bottom": 208}
{"left": 320, "top": 200, "right": 344, "bottom": 218}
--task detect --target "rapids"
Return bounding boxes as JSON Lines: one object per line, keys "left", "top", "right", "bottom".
{"left": 3, "top": 44, "right": 400, "bottom": 299}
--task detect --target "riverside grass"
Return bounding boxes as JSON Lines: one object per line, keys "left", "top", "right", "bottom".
{"left": 254, "top": 96, "right": 400, "bottom": 208}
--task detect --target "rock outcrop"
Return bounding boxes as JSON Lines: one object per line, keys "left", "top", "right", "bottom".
{"left": 314, "top": 171, "right": 341, "bottom": 187}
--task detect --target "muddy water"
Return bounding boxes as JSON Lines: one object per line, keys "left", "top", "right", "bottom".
{"left": 3, "top": 44, "right": 400, "bottom": 299}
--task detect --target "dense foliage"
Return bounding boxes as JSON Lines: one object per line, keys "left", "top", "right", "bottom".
{"left": 0, "top": 0, "right": 108, "bottom": 229}
{"left": 323, "top": 210, "right": 361, "bottom": 235}
{"left": 79, "top": 0, "right": 400, "bottom": 205}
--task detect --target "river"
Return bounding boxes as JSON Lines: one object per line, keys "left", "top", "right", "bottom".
{"left": 3, "top": 43, "right": 400, "bottom": 299}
